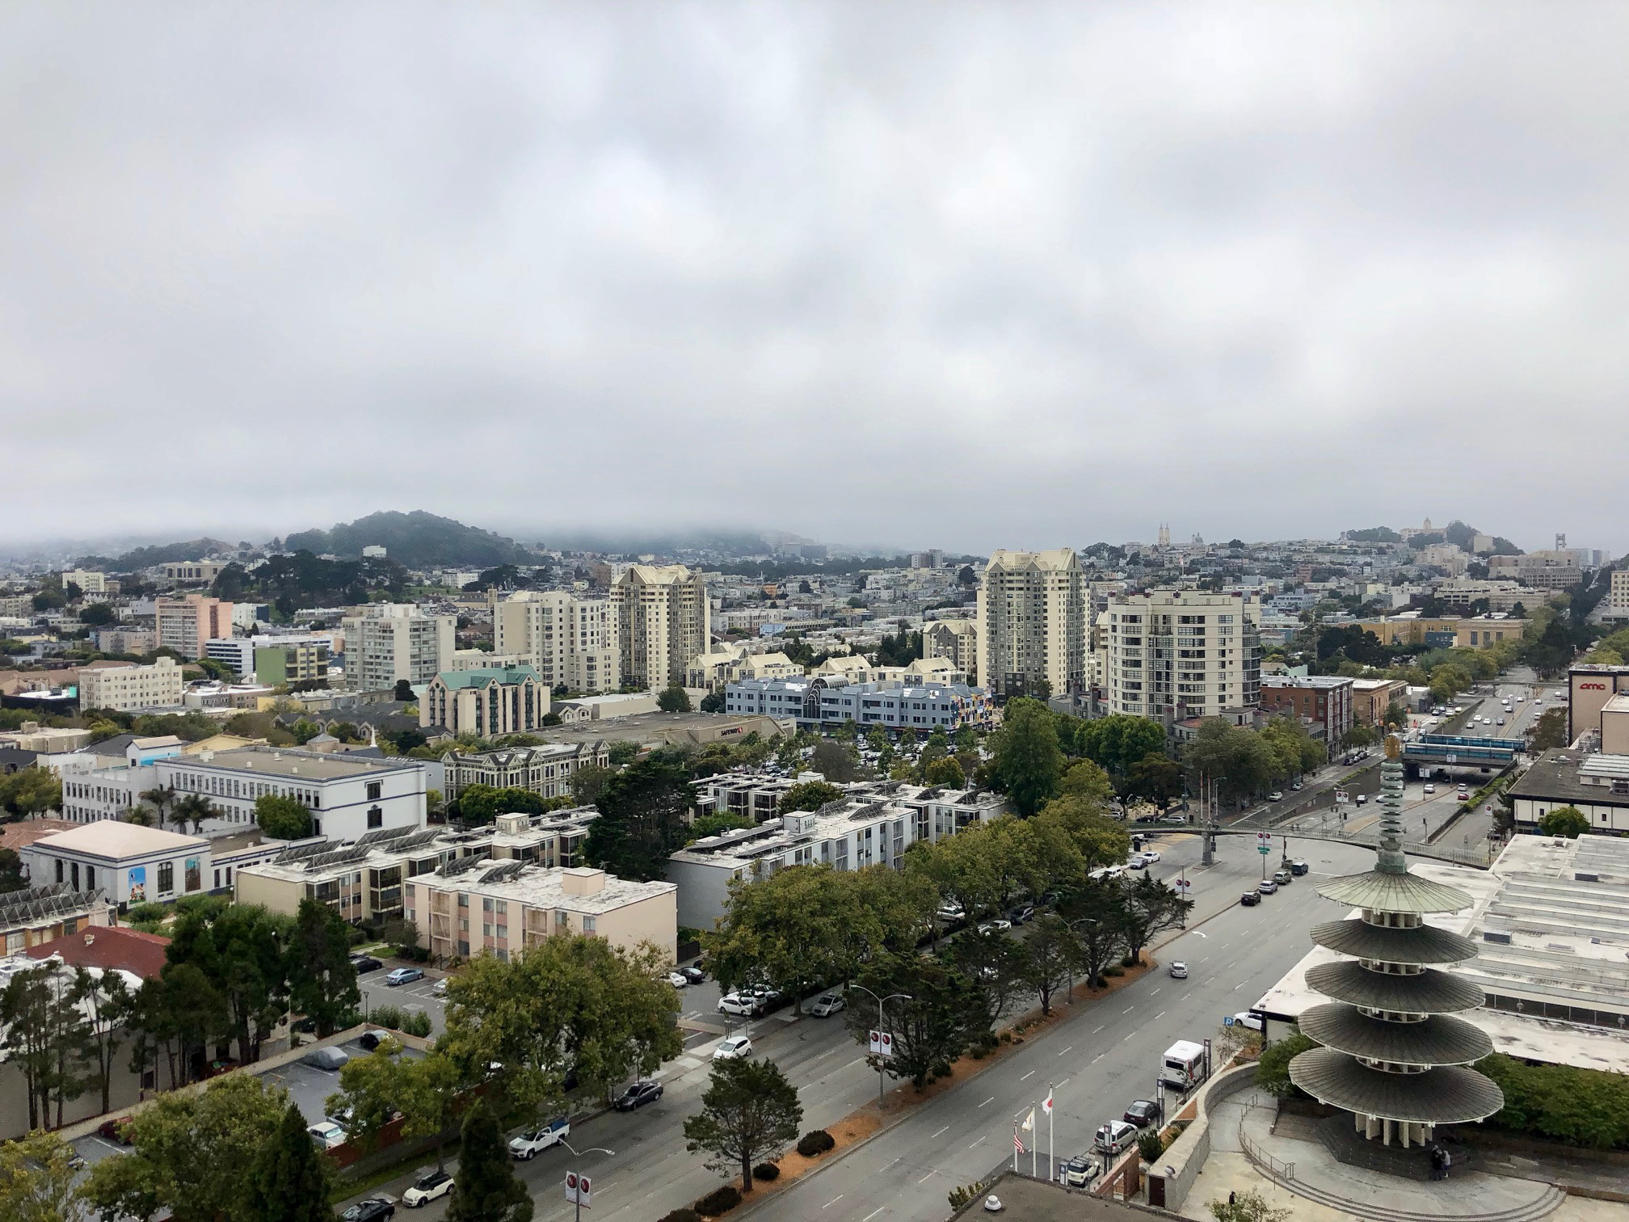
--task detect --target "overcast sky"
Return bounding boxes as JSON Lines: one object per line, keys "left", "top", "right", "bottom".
{"left": 4, "top": 3, "right": 1627, "bottom": 556}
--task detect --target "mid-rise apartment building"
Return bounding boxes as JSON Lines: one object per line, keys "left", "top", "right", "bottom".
{"left": 205, "top": 635, "right": 333, "bottom": 685}
{"left": 1259, "top": 675, "right": 1354, "bottom": 742}
{"left": 62, "top": 570, "right": 108, "bottom": 596}
{"left": 494, "top": 591, "right": 619, "bottom": 693}
{"left": 159, "top": 561, "right": 228, "bottom": 584}
{"left": 922, "top": 618, "right": 979, "bottom": 684}
{"left": 685, "top": 643, "right": 800, "bottom": 693}
{"left": 1488, "top": 552, "right": 1584, "bottom": 590}
{"left": 155, "top": 595, "right": 235, "bottom": 659}
{"left": 340, "top": 604, "right": 455, "bottom": 691}
{"left": 442, "top": 742, "right": 610, "bottom": 800}
{"left": 612, "top": 565, "right": 710, "bottom": 691}
{"left": 724, "top": 676, "right": 992, "bottom": 732}
{"left": 1103, "top": 589, "right": 1262, "bottom": 722}
{"left": 410, "top": 862, "right": 675, "bottom": 963}
{"left": 976, "top": 549, "right": 1086, "bottom": 698}
{"left": 77, "top": 657, "right": 184, "bottom": 713}
{"left": 1604, "top": 570, "right": 1629, "bottom": 621}
{"left": 420, "top": 665, "right": 550, "bottom": 737}
{"left": 94, "top": 626, "right": 155, "bottom": 656}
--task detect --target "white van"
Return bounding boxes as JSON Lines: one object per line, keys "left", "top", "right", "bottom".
{"left": 1158, "top": 1040, "right": 1208, "bottom": 1090}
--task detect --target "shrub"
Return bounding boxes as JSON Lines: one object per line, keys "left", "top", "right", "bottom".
{"left": 796, "top": 1129, "right": 835, "bottom": 1157}
{"left": 659, "top": 1212, "right": 701, "bottom": 1222}
{"left": 752, "top": 1162, "right": 780, "bottom": 1181}
{"left": 930, "top": 1060, "right": 953, "bottom": 1079}
{"left": 369, "top": 1005, "right": 404, "bottom": 1030}
{"left": 402, "top": 1010, "right": 433, "bottom": 1037}
{"left": 1477, "top": 1053, "right": 1629, "bottom": 1150}
{"left": 1255, "top": 1030, "right": 1316, "bottom": 1099}
{"left": 694, "top": 1186, "right": 742, "bottom": 1216}
{"left": 1137, "top": 1130, "right": 1164, "bottom": 1162}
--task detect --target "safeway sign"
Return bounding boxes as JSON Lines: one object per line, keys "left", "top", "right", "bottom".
{"left": 868, "top": 1030, "right": 894, "bottom": 1059}
{"left": 565, "top": 1172, "right": 593, "bottom": 1207}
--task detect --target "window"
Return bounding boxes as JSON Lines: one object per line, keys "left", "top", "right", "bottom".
{"left": 366, "top": 779, "right": 383, "bottom": 801}
{"left": 582, "top": 915, "right": 596, "bottom": 933}
{"left": 158, "top": 862, "right": 174, "bottom": 894}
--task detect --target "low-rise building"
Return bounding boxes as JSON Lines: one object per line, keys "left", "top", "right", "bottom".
{"left": 159, "top": 561, "right": 228, "bottom": 585}
{"left": 1568, "top": 663, "right": 1629, "bottom": 745}
{"left": 420, "top": 665, "right": 549, "bottom": 737}
{"left": 205, "top": 635, "right": 334, "bottom": 685}
{"left": 553, "top": 692, "right": 660, "bottom": 723}
{"left": 922, "top": 618, "right": 978, "bottom": 684}
{"left": 668, "top": 782, "right": 1005, "bottom": 929}
{"left": 1351, "top": 614, "right": 1463, "bottom": 648}
{"left": 77, "top": 657, "right": 185, "bottom": 714}
{"left": 1349, "top": 677, "right": 1407, "bottom": 727}
{"left": 1455, "top": 614, "right": 1528, "bottom": 649}
{"left": 94, "top": 626, "right": 156, "bottom": 656}
{"left": 1258, "top": 676, "right": 1354, "bottom": 743}
{"left": 1507, "top": 749, "right": 1629, "bottom": 833}
{"left": 442, "top": 743, "right": 609, "bottom": 801}
{"left": 408, "top": 862, "right": 675, "bottom": 963}
{"left": 686, "top": 644, "right": 801, "bottom": 693}
{"left": 0, "top": 884, "right": 114, "bottom": 954}
{"left": 21, "top": 823, "right": 210, "bottom": 909}
{"left": 723, "top": 676, "right": 991, "bottom": 732}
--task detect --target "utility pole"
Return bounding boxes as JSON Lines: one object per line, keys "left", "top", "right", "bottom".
{"left": 1200, "top": 772, "right": 1213, "bottom": 866}
{"left": 850, "top": 985, "right": 910, "bottom": 1109}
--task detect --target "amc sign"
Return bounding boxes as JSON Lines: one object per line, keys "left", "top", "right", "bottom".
{"left": 1580, "top": 682, "right": 1608, "bottom": 691}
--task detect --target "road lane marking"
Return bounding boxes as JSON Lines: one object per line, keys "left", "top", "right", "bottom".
{"left": 1234, "top": 982, "right": 1246, "bottom": 990}
{"left": 1122, "top": 1031, "right": 1136, "bottom": 1042}
{"left": 1057, "top": 1078, "right": 1069, "bottom": 1088}
{"left": 1093, "top": 1026, "right": 1104, "bottom": 1034}
{"left": 1123, "top": 1006, "right": 1135, "bottom": 1013}
{"left": 1021, "top": 1070, "right": 1035, "bottom": 1081}
{"left": 979, "top": 1096, "right": 995, "bottom": 1107}
{"left": 969, "top": 1135, "right": 988, "bottom": 1147}
{"left": 823, "top": 1195, "right": 844, "bottom": 1209}
{"left": 1092, "top": 1054, "right": 1103, "bottom": 1064}
{"left": 931, "top": 1126, "right": 949, "bottom": 1138}
{"left": 863, "top": 1210, "right": 884, "bottom": 1222}
{"left": 919, "top": 1170, "right": 937, "bottom": 1183}
{"left": 1149, "top": 987, "right": 1160, "bottom": 996}
{"left": 812, "top": 1047, "right": 836, "bottom": 1060}
{"left": 1057, "top": 1046, "right": 1072, "bottom": 1057}
{"left": 1154, "top": 1011, "right": 1166, "bottom": 1021}
{"left": 843, "top": 1057, "right": 867, "bottom": 1070}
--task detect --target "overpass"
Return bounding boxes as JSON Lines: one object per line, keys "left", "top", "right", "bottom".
{"left": 1400, "top": 733, "right": 1517, "bottom": 768}
{"left": 1149, "top": 825, "right": 1495, "bottom": 869}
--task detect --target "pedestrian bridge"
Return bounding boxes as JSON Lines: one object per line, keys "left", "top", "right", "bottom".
{"left": 1401, "top": 734, "right": 1517, "bottom": 767}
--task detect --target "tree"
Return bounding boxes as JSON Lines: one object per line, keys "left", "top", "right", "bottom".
{"left": 949, "top": 928, "right": 1029, "bottom": 1026}
{"left": 570, "top": 763, "right": 615, "bottom": 806}
{"left": 922, "top": 756, "right": 965, "bottom": 787}
{"left": 76, "top": 964, "right": 135, "bottom": 1115}
{"left": 166, "top": 902, "right": 292, "bottom": 1065}
{"left": 1021, "top": 914, "right": 1078, "bottom": 1015}
{"left": 1538, "top": 806, "right": 1590, "bottom": 838}
{"left": 1340, "top": 724, "right": 1376, "bottom": 750}
{"left": 0, "top": 766, "right": 63, "bottom": 820}
{"left": 255, "top": 793, "right": 313, "bottom": 840}
{"left": 1208, "top": 1189, "right": 1292, "bottom": 1222}
{"left": 394, "top": 679, "right": 415, "bottom": 701}
{"left": 1055, "top": 881, "right": 1128, "bottom": 989}
{"left": 657, "top": 685, "right": 692, "bottom": 713}
{"left": 1528, "top": 707, "right": 1568, "bottom": 752}
{"left": 989, "top": 698, "right": 1064, "bottom": 817}
{"left": 0, "top": 1130, "right": 86, "bottom": 1222}
{"left": 844, "top": 953, "right": 988, "bottom": 1088}
{"left": 1034, "top": 797, "right": 1130, "bottom": 872}
{"left": 1058, "top": 759, "right": 1114, "bottom": 808}
{"left": 683, "top": 1057, "right": 804, "bottom": 1193}
{"left": 174, "top": 792, "right": 216, "bottom": 834}
{"left": 688, "top": 811, "right": 756, "bottom": 841}
{"left": 81, "top": 1073, "right": 288, "bottom": 1222}
{"left": 447, "top": 1100, "right": 533, "bottom": 1222}
{"left": 1077, "top": 714, "right": 1168, "bottom": 784}
{"left": 79, "top": 602, "right": 117, "bottom": 626}
{"left": 129, "top": 963, "right": 229, "bottom": 1091}
{"left": 700, "top": 690, "right": 726, "bottom": 713}
{"left": 1182, "top": 719, "right": 1276, "bottom": 804}
{"left": 289, "top": 899, "right": 360, "bottom": 1037}
{"left": 1115, "top": 874, "right": 1193, "bottom": 964}
{"left": 777, "top": 779, "right": 844, "bottom": 814}
{"left": 585, "top": 753, "right": 692, "bottom": 881}
{"left": 607, "top": 740, "right": 641, "bottom": 767}
{"left": 0, "top": 963, "right": 88, "bottom": 1130}
{"left": 254, "top": 1103, "right": 336, "bottom": 1222}
{"left": 809, "top": 738, "right": 862, "bottom": 782}
{"left": 1254, "top": 1029, "right": 1316, "bottom": 1098}
{"left": 1126, "top": 753, "right": 1185, "bottom": 806}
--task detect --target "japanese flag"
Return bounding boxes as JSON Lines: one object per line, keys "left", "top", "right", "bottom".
{"left": 1042, "top": 1088, "right": 1053, "bottom": 1115}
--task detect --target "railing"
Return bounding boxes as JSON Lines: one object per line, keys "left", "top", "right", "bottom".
{"left": 1238, "top": 1097, "right": 1295, "bottom": 1182}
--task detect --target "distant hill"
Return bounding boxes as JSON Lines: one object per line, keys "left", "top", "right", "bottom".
{"left": 284, "top": 511, "right": 535, "bottom": 568}
{"left": 77, "top": 537, "right": 237, "bottom": 570}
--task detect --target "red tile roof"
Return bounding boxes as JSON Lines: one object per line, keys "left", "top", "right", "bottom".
{"left": 26, "top": 925, "right": 170, "bottom": 979}
{"left": 0, "top": 819, "right": 76, "bottom": 853}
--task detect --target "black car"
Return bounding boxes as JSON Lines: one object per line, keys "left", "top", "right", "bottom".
{"left": 350, "top": 955, "right": 383, "bottom": 974}
{"left": 614, "top": 1080, "right": 663, "bottom": 1111}
{"left": 341, "top": 1200, "right": 396, "bottom": 1222}
{"left": 1006, "top": 904, "right": 1036, "bottom": 925}
{"left": 679, "top": 965, "right": 706, "bottom": 984}
{"left": 1240, "top": 891, "right": 1261, "bottom": 907}
{"left": 1123, "top": 1099, "right": 1162, "bottom": 1128}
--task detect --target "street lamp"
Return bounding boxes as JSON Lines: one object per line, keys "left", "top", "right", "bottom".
{"left": 560, "top": 1141, "right": 616, "bottom": 1222}
{"left": 849, "top": 985, "right": 911, "bottom": 1109}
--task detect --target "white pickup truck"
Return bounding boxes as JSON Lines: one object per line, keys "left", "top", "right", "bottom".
{"left": 508, "top": 1117, "right": 570, "bottom": 1160}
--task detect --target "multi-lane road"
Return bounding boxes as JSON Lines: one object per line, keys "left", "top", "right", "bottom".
{"left": 345, "top": 831, "right": 1375, "bottom": 1221}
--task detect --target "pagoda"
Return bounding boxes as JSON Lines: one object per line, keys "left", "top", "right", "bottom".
{"left": 1288, "top": 735, "right": 1503, "bottom": 1147}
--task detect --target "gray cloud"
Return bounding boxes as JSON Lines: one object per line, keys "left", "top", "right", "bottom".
{"left": 3, "top": 2, "right": 1627, "bottom": 554}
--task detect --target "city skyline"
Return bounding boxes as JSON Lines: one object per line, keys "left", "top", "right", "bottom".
{"left": 5, "top": 4, "right": 1629, "bottom": 553}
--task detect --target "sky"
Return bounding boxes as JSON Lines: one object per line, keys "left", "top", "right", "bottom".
{"left": 4, "top": 2, "right": 1628, "bottom": 557}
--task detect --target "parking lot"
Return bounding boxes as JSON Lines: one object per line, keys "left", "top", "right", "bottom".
{"left": 355, "top": 960, "right": 448, "bottom": 1036}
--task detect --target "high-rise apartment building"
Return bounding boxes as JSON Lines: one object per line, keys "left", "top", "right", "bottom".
{"left": 340, "top": 604, "right": 455, "bottom": 692}
{"left": 155, "top": 595, "right": 235, "bottom": 659}
{"left": 494, "top": 591, "right": 620, "bottom": 694}
{"left": 975, "top": 550, "right": 1086, "bottom": 698}
{"left": 612, "top": 565, "right": 710, "bottom": 691}
{"left": 1102, "top": 589, "right": 1261, "bottom": 722}
{"left": 922, "top": 619, "right": 979, "bottom": 685}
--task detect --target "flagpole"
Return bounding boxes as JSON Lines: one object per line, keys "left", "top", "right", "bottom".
{"left": 1013, "top": 1122, "right": 1019, "bottom": 1172}
{"left": 1031, "top": 1100, "right": 1038, "bottom": 1178}
{"left": 1048, "top": 1083, "right": 1054, "bottom": 1181}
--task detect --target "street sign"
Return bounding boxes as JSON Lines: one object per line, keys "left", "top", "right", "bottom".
{"left": 1335, "top": 790, "right": 1348, "bottom": 804}
{"left": 1257, "top": 831, "right": 1271, "bottom": 841}
{"left": 1174, "top": 878, "right": 1191, "bottom": 892}
{"left": 1258, "top": 846, "right": 1270, "bottom": 855}
{"left": 1223, "top": 1015, "right": 1234, "bottom": 1026}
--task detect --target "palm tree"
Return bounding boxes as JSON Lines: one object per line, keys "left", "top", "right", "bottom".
{"left": 139, "top": 785, "right": 177, "bottom": 826}
{"left": 173, "top": 793, "right": 215, "bottom": 835}
{"left": 125, "top": 804, "right": 154, "bottom": 827}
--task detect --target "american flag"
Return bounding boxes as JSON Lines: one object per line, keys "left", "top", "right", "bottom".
{"left": 1014, "top": 1132, "right": 1026, "bottom": 1153}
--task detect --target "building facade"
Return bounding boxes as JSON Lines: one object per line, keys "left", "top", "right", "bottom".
{"left": 612, "top": 565, "right": 710, "bottom": 691}
{"left": 494, "top": 591, "right": 620, "bottom": 693}
{"left": 155, "top": 595, "right": 235, "bottom": 659}
{"left": 442, "top": 743, "right": 610, "bottom": 800}
{"left": 923, "top": 619, "right": 979, "bottom": 685}
{"left": 1259, "top": 676, "right": 1354, "bottom": 742}
{"left": 22, "top": 823, "right": 211, "bottom": 908}
{"left": 341, "top": 604, "right": 455, "bottom": 691}
{"left": 77, "top": 657, "right": 184, "bottom": 713}
{"left": 685, "top": 644, "right": 800, "bottom": 693}
{"left": 724, "top": 676, "right": 992, "bottom": 732}
{"left": 420, "top": 665, "right": 549, "bottom": 737}
{"left": 976, "top": 549, "right": 1085, "bottom": 698}
{"left": 94, "top": 626, "right": 156, "bottom": 656}
{"left": 1102, "top": 589, "right": 1262, "bottom": 721}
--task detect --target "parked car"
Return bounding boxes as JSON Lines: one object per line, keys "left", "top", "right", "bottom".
{"left": 307, "top": 1121, "right": 347, "bottom": 1149}
{"left": 509, "top": 1118, "right": 570, "bottom": 1159}
{"left": 977, "top": 919, "right": 1012, "bottom": 934}
{"left": 1168, "top": 961, "right": 1188, "bottom": 979}
{"left": 358, "top": 1028, "right": 394, "bottom": 1052}
{"left": 936, "top": 902, "right": 965, "bottom": 922}
{"left": 1123, "top": 1099, "right": 1162, "bottom": 1128}
{"left": 717, "top": 993, "right": 760, "bottom": 1017}
{"left": 614, "top": 1080, "right": 663, "bottom": 1111}
{"left": 402, "top": 1170, "right": 454, "bottom": 1207}
{"left": 1267, "top": 791, "right": 1284, "bottom": 802}
{"left": 96, "top": 1116, "right": 133, "bottom": 1144}
{"left": 1290, "top": 780, "right": 1303, "bottom": 791}
{"left": 302, "top": 1046, "right": 350, "bottom": 1071}
{"left": 1257, "top": 879, "right": 1278, "bottom": 894}
{"left": 713, "top": 1036, "right": 753, "bottom": 1061}
{"left": 1006, "top": 904, "right": 1036, "bottom": 925}
{"left": 804, "top": 990, "right": 846, "bottom": 1017}
{"left": 1127, "top": 855, "right": 1148, "bottom": 870}
{"left": 341, "top": 1200, "right": 396, "bottom": 1222}
{"left": 1093, "top": 1120, "right": 1138, "bottom": 1155}
{"left": 385, "top": 967, "right": 424, "bottom": 987}
{"left": 680, "top": 965, "right": 706, "bottom": 984}
{"left": 349, "top": 955, "right": 383, "bottom": 974}
{"left": 1239, "top": 891, "right": 1260, "bottom": 907}
{"left": 1273, "top": 869, "right": 1292, "bottom": 886}
{"left": 432, "top": 977, "right": 449, "bottom": 997}
{"left": 1231, "top": 1011, "right": 1264, "bottom": 1032}
{"left": 1423, "top": 783, "right": 1436, "bottom": 794}
{"left": 1140, "top": 849, "right": 1161, "bottom": 864}
{"left": 1289, "top": 860, "right": 1309, "bottom": 876}
{"left": 667, "top": 971, "right": 689, "bottom": 988}
{"left": 1061, "top": 1156, "right": 1100, "bottom": 1188}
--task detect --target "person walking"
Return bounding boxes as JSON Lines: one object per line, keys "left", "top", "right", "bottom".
{"left": 1428, "top": 1146, "right": 1442, "bottom": 1180}
{"left": 1442, "top": 1148, "right": 1452, "bottom": 1180}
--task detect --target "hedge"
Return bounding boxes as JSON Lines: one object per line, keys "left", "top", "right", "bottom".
{"left": 1255, "top": 1031, "right": 1315, "bottom": 1098}
{"left": 752, "top": 1162, "right": 780, "bottom": 1181}
{"left": 658, "top": 1212, "right": 701, "bottom": 1222}
{"left": 695, "top": 1186, "right": 742, "bottom": 1216}
{"left": 797, "top": 1129, "right": 836, "bottom": 1157}
{"left": 1477, "top": 1054, "right": 1629, "bottom": 1150}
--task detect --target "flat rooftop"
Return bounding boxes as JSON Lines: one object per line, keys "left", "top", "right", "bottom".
{"left": 1254, "top": 837, "right": 1629, "bottom": 1074}
{"left": 419, "top": 863, "right": 674, "bottom": 913}
{"left": 165, "top": 746, "right": 421, "bottom": 781}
